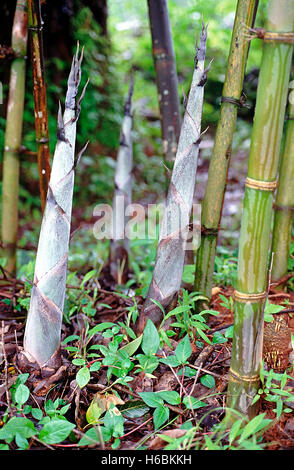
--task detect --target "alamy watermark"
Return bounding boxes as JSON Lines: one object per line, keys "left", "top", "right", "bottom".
{"left": 92, "top": 197, "right": 202, "bottom": 252}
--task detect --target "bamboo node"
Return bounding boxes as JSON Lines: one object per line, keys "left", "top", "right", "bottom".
{"left": 245, "top": 27, "right": 294, "bottom": 44}
{"left": 234, "top": 289, "right": 267, "bottom": 303}
{"left": 273, "top": 203, "right": 294, "bottom": 212}
{"left": 221, "top": 93, "right": 250, "bottom": 109}
{"left": 228, "top": 368, "right": 260, "bottom": 383}
{"left": 245, "top": 177, "right": 277, "bottom": 191}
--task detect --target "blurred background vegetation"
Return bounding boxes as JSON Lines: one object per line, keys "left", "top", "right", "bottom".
{"left": 0, "top": 0, "right": 270, "bottom": 276}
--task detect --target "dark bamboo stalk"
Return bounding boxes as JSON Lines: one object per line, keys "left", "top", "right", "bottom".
{"left": 194, "top": 0, "right": 259, "bottom": 310}
{"left": 27, "top": 0, "right": 51, "bottom": 211}
{"left": 147, "top": 0, "right": 181, "bottom": 164}
{"left": 226, "top": 0, "right": 294, "bottom": 422}
{"left": 1, "top": 0, "right": 28, "bottom": 276}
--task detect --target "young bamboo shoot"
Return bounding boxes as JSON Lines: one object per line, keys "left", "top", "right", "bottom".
{"left": 137, "top": 23, "right": 208, "bottom": 333}
{"left": 109, "top": 75, "right": 134, "bottom": 284}
{"left": 21, "top": 46, "right": 88, "bottom": 369}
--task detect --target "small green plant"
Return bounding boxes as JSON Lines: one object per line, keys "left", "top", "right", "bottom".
{"left": 0, "top": 375, "right": 75, "bottom": 450}
{"left": 252, "top": 366, "right": 294, "bottom": 418}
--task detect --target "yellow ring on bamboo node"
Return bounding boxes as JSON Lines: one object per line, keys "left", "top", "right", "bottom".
{"left": 229, "top": 368, "right": 260, "bottom": 383}
{"left": 234, "top": 289, "right": 267, "bottom": 303}
{"left": 245, "top": 177, "right": 277, "bottom": 191}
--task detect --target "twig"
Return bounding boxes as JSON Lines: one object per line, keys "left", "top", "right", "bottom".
{"left": 1, "top": 321, "right": 11, "bottom": 415}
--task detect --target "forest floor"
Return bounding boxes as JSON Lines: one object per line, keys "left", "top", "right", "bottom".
{"left": 0, "top": 141, "right": 294, "bottom": 451}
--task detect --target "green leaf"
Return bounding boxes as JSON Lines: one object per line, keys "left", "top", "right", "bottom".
{"left": 228, "top": 419, "right": 243, "bottom": 445}
{"left": 15, "top": 433, "right": 29, "bottom": 450}
{"left": 88, "top": 323, "right": 116, "bottom": 337}
{"left": 175, "top": 335, "right": 192, "bottom": 364}
{"left": 0, "top": 417, "right": 36, "bottom": 440}
{"left": 31, "top": 408, "right": 43, "bottom": 421}
{"left": 89, "top": 361, "right": 101, "bottom": 372}
{"left": 72, "top": 358, "right": 86, "bottom": 366}
{"left": 120, "top": 334, "right": 143, "bottom": 356}
{"left": 81, "top": 269, "right": 96, "bottom": 288}
{"left": 138, "top": 392, "right": 164, "bottom": 408}
{"left": 156, "top": 391, "right": 181, "bottom": 405}
{"left": 182, "top": 396, "right": 208, "bottom": 410}
{"left": 141, "top": 319, "right": 160, "bottom": 356}
{"left": 76, "top": 366, "right": 91, "bottom": 388}
{"left": 200, "top": 374, "right": 215, "bottom": 389}
{"left": 103, "top": 407, "right": 124, "bottom": 437}
{"left": 212, "top": 331, "right": 227, "bottom": 344}
{"left": 239, "top": 413, "right": 271, "bottom": 441}
{"left": 136, "top": 354, "right": 159, "bottom": 374}
{"left": 159, "top": 355, "right": 181, "bottom": 368}
{"left": 62, "top": 334, "right": 80, "bottom": 344}
{"left": 120, "top": 400, "right": 149, "bottom": 418}
{"left": 153, "top": 405, "right": 169, "bottom": 430}
{"left": 78, "top": 426, "right": 111, "bottom": 447}
{"left": 15, "top": 384, "right": 30, "bottom": 405}
{"left": 39, "top": 419, "right": 75, "bottom": 444}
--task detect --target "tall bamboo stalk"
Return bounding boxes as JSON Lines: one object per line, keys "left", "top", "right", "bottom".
{"left": 1, "top": 0, "right": 28, "bottom": 276}
{"left": 271, "top": 95, "right": 294, "bottom": 282}
{"left": 20, "top": 46, "right": 88, "bottom": 370}
{"left": 226, "top": 0, "right": 294, "bottom": 421}
{"left": 147, "top": 0, "right": 181, "bottom": 163}
{"left": 137, "top": 23, "right": 208, "bottom": 334}
{"left": 194, "top": 0, "right": 258, "bottom": 310}
{"left": 27, "top": 0, "right": 51, "bottom": 211}
{"left": 109, "top": 75, "right": 134, "bottom": 284}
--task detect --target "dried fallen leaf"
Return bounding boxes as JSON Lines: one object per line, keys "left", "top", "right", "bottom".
{"left": 148, "top": 429, "right": 187, "bottom": 450}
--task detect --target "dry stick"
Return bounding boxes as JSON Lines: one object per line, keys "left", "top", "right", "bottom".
{"left": 109, "top": 74, "right": 134, "bottom": 284}
{"left": 137, "top": 22, "right": 208, "bottom": 333}
{"left": 22, "top": 45, "right": 88, "bottom": 368}
{"left": 1, "top": 0, "right": 28, "bottom": 276}
{"left": 1, "top": 321, "right": 11, "bottom": 416}
{"left": 194, "top": 0, "right": 259, "bottom": 312}
{"left": 27, "top": 0, "right": 51, "bottom": 211}
{"left": 147, "top": 0, "right": 181, "bottom": 165}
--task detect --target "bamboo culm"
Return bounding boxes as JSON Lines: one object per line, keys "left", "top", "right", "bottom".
{"left": 226, "top": 0, "right": 294, "bottom": 422}
{"left": 194, "top": 0, "right": 258, "bottom": 311}
{"left": 109, "top": 75, "right": 134, "bottom": 284}
{"left": 271, "top": 94, "right": 294, "bottom": 281}
{"left": 137, "top": 23, "right": 208, "bottom": 334}
{"left": 1, "top": 0, "right": 28, "bottom": 276}
{"left": 21, "top": 46, "right": 88, "bottom": 369}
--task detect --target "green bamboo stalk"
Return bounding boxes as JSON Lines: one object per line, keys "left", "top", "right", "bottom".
{"left": 147, "top": 0, "right": 181, "bottom": 163}
{"left": 226, "top": 0, "right": 294, "bottom": 422}
{"left": 1, "top": 0, "right": 28, "bottom": 276}
{"left": 27, "top": 0, "right": 51, "bottom": 211}
{"left": 194, "top": 0, "right": 258, "bottom": 310}
{"left": 271, "top": 95, "right": 294, "bottom": 282}
{"left": 20, "top": 46, "right": 88, "bottom": 370}
{"left": 109, "top": 75, "right": 134, "bottom": 284}
{"left": 137, "top": 23, "right": 208, "bottom": 334}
